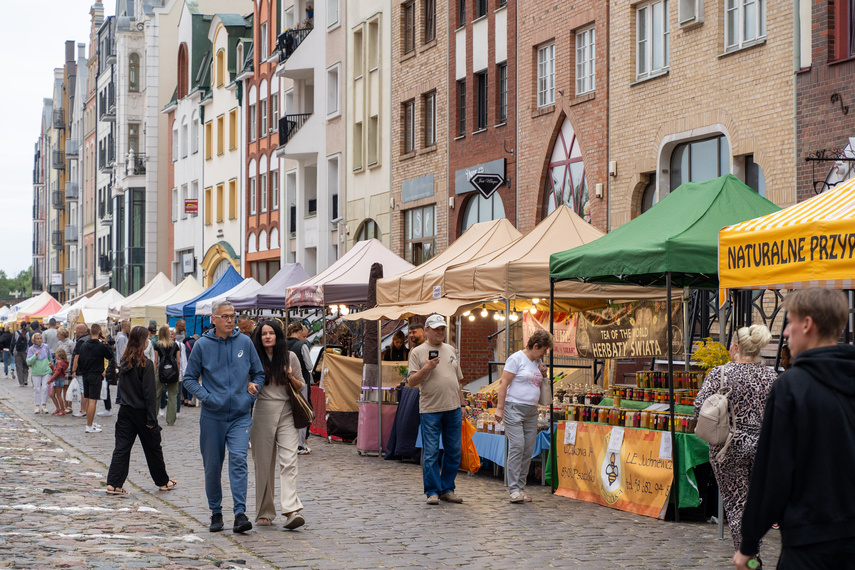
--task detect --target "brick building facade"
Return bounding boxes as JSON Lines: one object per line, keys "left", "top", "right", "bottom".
{"left": 516, "top": 1, "right": 609, "bottom": 233}
{"left": 796, "top": 1, "right": 855, "bottom": 202}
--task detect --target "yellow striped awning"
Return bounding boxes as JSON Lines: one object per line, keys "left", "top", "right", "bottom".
{"left": 718, "top": 177, "right": 855, "bottom": 300}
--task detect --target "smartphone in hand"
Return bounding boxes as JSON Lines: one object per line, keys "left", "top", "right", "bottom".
{"left": 429, "top": 350, "right": 439, "bottom": 360}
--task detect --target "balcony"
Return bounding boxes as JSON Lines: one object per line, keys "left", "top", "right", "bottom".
{"left": 64, "top": 224, "right": 78, "bottom": 243}
{"left": 52, "top": 109, "right": 65, "bottom": 130}
{"left": 51, "top": 190, "right": 65, "bottom": 210}
{"left": 99, "top": 254, "right": 111, "bottom": 273}
{"left": 278, "top": 114, "right": 312, "bottom": 148}
{"left": 99, "top": 146, "right": 114, "bottom": 172}
{"left": 99, "top": 88, "right": 116, "bottom": 121}
{"left": 51, "top": 230, "right": 64, "bottom": 248}
{"left": 65, "top": 138, "right": 79, "bottom": 158}
{"left": 277, "top": 27, "right": 313, "bottom": 65}
{"left": 105, "top": 45, "right": 116, "bottom": 64}
{"left": 122, "top": 152, "right": 146, "bottom": 176}
{"left": 64, "top": 268, "right": 78, "bottom": 286}
{"left": 65, "top": 182, "right": 79, "bottom": 201}
{"left": 33, "top": 170, "right": 44, "bottom": 187}
{"left": 99, "top": 202, "right": 112, "bottom": 227}
{"left": 52, "top": 150, "right": 66, "bottom": 170}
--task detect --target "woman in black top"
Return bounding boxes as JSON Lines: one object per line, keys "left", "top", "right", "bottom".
{"left": 105, "top": 325, "right": 176, "bottom": 495}
{"left": 382, "top": 330, "right": 409, "bottom": 362}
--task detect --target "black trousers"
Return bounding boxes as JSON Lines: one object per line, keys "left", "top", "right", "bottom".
{"left": 777, "top": 538, "right": 855, "bottom": 569}
{"left": 106, "top": 405, "right": 169, "bottom": 489}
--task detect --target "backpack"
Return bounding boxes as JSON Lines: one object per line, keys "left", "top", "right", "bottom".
{"left": 694, "top": 364, "right": 734, "bottom": 461}
{"left": 156, "top": 344, "right": 179, "bottom": 384}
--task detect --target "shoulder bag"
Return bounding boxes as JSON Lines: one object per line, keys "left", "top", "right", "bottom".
{"left": 286, "top": 380, "right": 315, "bottom": 430}
{"left": 695, "top": 364, "right": 735, "bottom": 460}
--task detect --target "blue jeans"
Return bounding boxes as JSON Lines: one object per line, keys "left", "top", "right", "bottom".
{"left": 420, "top": 407, "right": 462, "bottom": 497}
{"left": 199, "top": 414, "right": 252, "bottom": 515}
{"left": 1, "top": 351, "right": 10, "bottom": 375}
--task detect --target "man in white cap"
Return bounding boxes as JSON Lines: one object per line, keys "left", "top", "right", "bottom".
{"left": 407, "top": 314, "right": 465, "bottom": 505}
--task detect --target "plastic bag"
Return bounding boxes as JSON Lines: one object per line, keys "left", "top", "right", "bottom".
{"left": 100, "top": 379, "right": 108, "bottom": 401}
{"left": 460, "top": 417, "right": 481, "bottom": 473}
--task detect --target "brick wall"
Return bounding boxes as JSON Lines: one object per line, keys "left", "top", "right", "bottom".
{"left": 796, "top": 1, "right": 855, "bottom": 202}
{"left": 516, "top": 2, "right": 608, "bottom": 233}
{"left": 458, "top": 314, "right": 499, "bottom": 383}
{"left": 609, "top": 1, "right": 795, "bottom": 227}
{"left": 391, "top": 0, "right": 450, "bottom": 258}
{"left": 447, "top": 0, "right": 518, "bottom": 238}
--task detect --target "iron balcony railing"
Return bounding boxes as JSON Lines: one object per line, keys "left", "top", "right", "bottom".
{"left": 65, "top": 182, "right": 79, "bottom": 201}
{"left": 64, "top": 224, "right": 78, "bottom": 243}
{"left": 124, "top": 152, "right": 146, "bottom": 175}
{"left": 64, "top": 268, "right": 78, "bottom": 286}
{"left": 52, "top": 109, "right": 65, "bottom": 129}
{"left": 51, "top": 190, "right": 65, "bottom": 210}
{"left": 99, "top": 254, "right": 111, "bottom": 273}
{"left": 278, "top": 113, "right": 312, "bottom": 148}
{"left": 52, "top": 150, "right": 66, "bottom": 169}
{"left": 277, "top": 27, "right": 313, "bottom": 64}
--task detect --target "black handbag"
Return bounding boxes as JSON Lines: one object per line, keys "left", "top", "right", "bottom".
{"left": 286, "top": 380, "right": 315, "bottom": 430}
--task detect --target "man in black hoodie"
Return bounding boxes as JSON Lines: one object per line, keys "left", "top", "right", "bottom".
{"left": 735, "top": 288, "right": 855, "bottom": 569}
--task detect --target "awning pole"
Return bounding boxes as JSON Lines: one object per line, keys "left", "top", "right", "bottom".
{"left": 377, "top": 318, "right": 382, "bottom": 458}
{"left": 505, "top": 299, "right": 511, "bottom": 360}
{"left": 667, "top": 272, "right": 679, "bottom": 523}
{"left": 549, "top": 278, "right": 556, "bottom": 494}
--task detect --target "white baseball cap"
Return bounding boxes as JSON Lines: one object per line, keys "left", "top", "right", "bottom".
{"left": 425, "top": 314, "right": 446, "bottom": 329}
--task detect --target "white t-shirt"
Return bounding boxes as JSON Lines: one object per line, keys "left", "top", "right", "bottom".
{"left": 503, "top": 350, "right": 544, "bottom": 406}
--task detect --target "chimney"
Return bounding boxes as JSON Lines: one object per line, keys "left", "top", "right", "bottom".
{"left": 78, "top": 42, "right": 86, "bottom": 59}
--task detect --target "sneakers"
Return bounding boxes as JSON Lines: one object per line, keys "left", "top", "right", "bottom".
{"left": 209, "top": 513, "right": 224, "bottom": 532}
{"left": 297, "top": 445, "right": 311, "bottom": 455}
{"left": 283, "top": 512, "right": 305, "bottom": 530}
{"left": 85, "top": 425, "right": 102, "bottom": 433}
{"left": 439, "top": 492, "right": 463, "bottom": 504}
{"left": 41, "top": 405, "right": 47, "bottom": 415}
{"left": 426, "top": 494, "right": 440, "bottom": 505}
{"left": 510, "top": 491, "right": 525, "bottom": 503}
{"left": 72, "top": 411, "right": 85, "bottom": 418}
{"left": 96, "top": 410, "right": 112, "bottom": 417}
{"left": 34, "top": 407, "right": 40, "bottom": 415}
{"left": 233, "top": 512, "right": 252, "bottom": 533}
{"left": 158, "top": 408, "right": 166, "bottom": 417}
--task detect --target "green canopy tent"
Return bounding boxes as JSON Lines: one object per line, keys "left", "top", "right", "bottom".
{"left": 548, "top": 174, "right": 780, "bottom": 520}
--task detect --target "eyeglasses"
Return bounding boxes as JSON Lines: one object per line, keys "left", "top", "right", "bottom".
{"left": 214, "top": 314, "right": 236, "bottom": 320}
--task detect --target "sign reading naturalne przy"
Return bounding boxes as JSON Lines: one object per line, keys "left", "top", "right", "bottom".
{"left": 524, "top": 301, "right": 683, "bottom": 359}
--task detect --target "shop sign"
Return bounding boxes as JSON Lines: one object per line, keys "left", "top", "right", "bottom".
{"left": 401, "top": 174, "right": 435, "bottom": 203}
{"left": 555, "top": 422, "right": 673, "bottom": 519}
{"left": 523, "top": 300, "right": 683, "bottom": 359}
{"left": 470, "top": 173, "right": 504, "bottom": 199}
{"left": 455, "top": 158, "right": 505, "bottom": 195}
{"left": 182, "top": 253, "right": 195, "bottom": 274}
{"left": 184, "top": 198, "right": 199, "bottom": 214}
{"left": 50, "top": 273, "right": 63, "bottom": 286}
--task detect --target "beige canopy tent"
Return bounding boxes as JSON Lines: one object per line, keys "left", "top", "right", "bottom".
{"left": 376, "top": 218, "right": 522, "bottom": 305}
{"left": 76, "top": 289, "right": 127, "bottom": 324}
{"left": 348, "top": 206, "right": 668, "bottom": 321}
{"left": 129, "top": 276, "right": 204, "bottom": 327}
{"left": 110, "top": 273, "right": 174, "bottom": 321}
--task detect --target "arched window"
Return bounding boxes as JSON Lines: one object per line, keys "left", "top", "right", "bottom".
{"left": 669, "top": 135, "right": 730, "bottom": 190}
{"left": 191, "top": 112, "right": 200, "bottom": 154}
{"left": 259, "top": 229, "right": 268, "bottom": 252}
{"left": 181, "top": 119, "right": 188, "bottom": 158}
{"left": 177, "top": 44, "right": 189, "bottom": 99}
{"left": 545, "top": 118, "right": 588, "bottom": 217}
{"left": 270, "top": 227, "right": 279, "bottom": 249}
{"left": 216, "top": 49, "right": 225, "bottom": 87}
{"left": 461, "top": 193, "right": 506, "bottom": 233}
{"left": 247, "top": 232, "right": 257, "bottom": 253}
{"left": 212, "top": 259, "right": 231, "bottom": 282}
{"left": 128, "top": 53, "right": 140, "bottom": 92}
{"left": 355, "top": 219, "right": 380, "bottom": 243}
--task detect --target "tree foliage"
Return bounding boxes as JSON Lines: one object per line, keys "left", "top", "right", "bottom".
{"left": 0, "top": 267, "right": 33, "bottom": 304}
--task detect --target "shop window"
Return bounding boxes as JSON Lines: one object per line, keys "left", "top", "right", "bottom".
{"left": 404, "top": 205, "right": 436, "bottom": 265}
{"left": 461, "top": 193, "right": 506, "bottom": 233}
{"left": 545, "top": 118, "right": 589, "bottom": 218}
{"left": 636, "top": 0, "right": 669, "bottom": 80}
{"left": 669, "top": 135, "right": 730, "bottom": 191}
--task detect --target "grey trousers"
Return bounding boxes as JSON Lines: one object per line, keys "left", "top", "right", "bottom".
{"left": 14, "top": 353, "right": 28, "bottom": 386}
{"left": 503, "top": 402, "right": 539, "bottom": 494}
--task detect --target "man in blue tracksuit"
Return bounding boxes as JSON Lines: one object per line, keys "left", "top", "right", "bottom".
{"left": 182, "top": 300, "right": 264, "bottom": 534}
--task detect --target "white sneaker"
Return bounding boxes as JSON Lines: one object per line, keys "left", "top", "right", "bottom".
{"left": 96, "top": 410, "right": 112, "bottom": 417}
{"left": 41, "top": 405, "right": 47, "bottom": 415}
{"left": 71, "top": 411, "right": 85, "bottom": 418}
{"left": 158, "top": 408, "right": 166, "bottom": 417}
{"left": 93, "top": 422, "right": 102, "bottom": 429}
{"left": 85, "top": 425, "right": 102, "bottom": 433}
{"left": 34, "top": 407, "right": 40, "bottom": 415}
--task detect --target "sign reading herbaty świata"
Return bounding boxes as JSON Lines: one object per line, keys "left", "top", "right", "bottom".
{"left": 523, "top": 301, "right": 683, "bottom": 359}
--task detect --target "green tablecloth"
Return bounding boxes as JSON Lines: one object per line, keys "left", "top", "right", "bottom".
{"left": 545, "top": 428, "right": 709, "bottom": 508}
{"left": 598, "top": 398, "right": 695, "bottom": 416}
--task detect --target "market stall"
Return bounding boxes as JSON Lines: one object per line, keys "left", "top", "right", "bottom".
{"left": 51, "top": 290, "right": 104, "bottom": 324}
{"left": 196, "top": 277, "right": 261, "bottom": 315}
{"left": 166, "top": 265, "right": 243, "bottom": 335}
{"left": 17, "top": 294, "right": 62, "bottom": 323}
{"left": 74, "top": 289, "right": 125, "bottom": 325}
{"left": 229, "top": 263, "right": 309, "bottom": 311}
{"left": 548, "top": 174, "right": 781, "bottom": 519}
{"left": 109, "top": 272, "right": 174, "bottom": 321}
{"left": 129, "top": 276, "right": 204, "bottom": 327}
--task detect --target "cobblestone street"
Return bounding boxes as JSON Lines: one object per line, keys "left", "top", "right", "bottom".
{"left": 0, "top": 376, "right": 780, "bottom": 568}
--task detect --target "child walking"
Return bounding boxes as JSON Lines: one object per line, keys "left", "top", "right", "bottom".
{"left": 49, "top": 349, "right": 69, "bottom": 415}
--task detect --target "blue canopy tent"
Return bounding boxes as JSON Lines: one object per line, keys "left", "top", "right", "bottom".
{"left": 166, "top": 265, "right": 243, "bottom": 335}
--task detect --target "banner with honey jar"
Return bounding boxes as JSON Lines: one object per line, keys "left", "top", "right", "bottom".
{"left": 555, "top": 422, "right": 674, "bottom": 519}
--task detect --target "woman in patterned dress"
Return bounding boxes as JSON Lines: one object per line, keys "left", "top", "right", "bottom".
{"left": 694, "top": 324, "right": 777, "bottom": 549}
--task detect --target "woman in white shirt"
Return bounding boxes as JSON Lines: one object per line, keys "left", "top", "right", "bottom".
{"left": 495, "top": 330, "right": 554, "bottom": 503}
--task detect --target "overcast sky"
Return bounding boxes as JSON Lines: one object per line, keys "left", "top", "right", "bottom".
{"left": 0, "top": 1, "right": 114, "bottom": 277}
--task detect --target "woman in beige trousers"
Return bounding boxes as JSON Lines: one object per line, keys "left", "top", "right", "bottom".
{"left": 251, "top": 320, "right": 306, "bottom": 530}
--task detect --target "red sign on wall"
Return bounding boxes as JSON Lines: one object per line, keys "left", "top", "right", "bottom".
{"left": 184, "top": 199, "right": 198, "bottom": 214}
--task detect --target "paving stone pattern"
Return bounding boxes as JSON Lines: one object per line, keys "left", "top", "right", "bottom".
{"left": 0, "top": 375, "right": 781, "bottom": 568}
